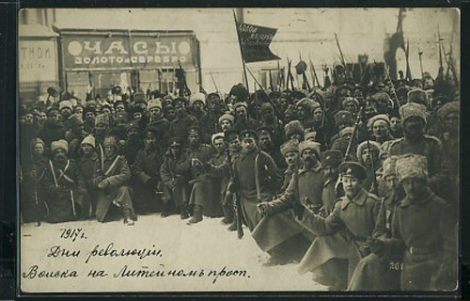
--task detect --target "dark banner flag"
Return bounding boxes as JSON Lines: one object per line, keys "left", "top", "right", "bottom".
{"left": 236, "top": 21, "right": 280, "bottom": 63}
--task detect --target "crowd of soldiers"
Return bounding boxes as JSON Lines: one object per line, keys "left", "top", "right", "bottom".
{"left": 19, "top": 63, "right": 459, "bottom": 292}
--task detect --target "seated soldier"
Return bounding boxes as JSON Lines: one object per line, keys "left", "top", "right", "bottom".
{"left": 93, "top": 135, "right": 137, "bottom": 225}
{"left": 295, "top": 162, "right": 381, "bottom": 291}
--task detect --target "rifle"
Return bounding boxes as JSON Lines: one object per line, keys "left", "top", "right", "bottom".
{"left": 178, "top": 59, "right": 192, "bottom": 96}
{"left": 334, "top": 32, "right": 349, "bottom": 79}
{"left": 286, "top": 57, "right": 295, "bottom": 91}
{"left": 309, "top": 54, "right": 321, "bottom": 89}
{"left": 418, "top": 47, "right": 424, "bottom": 80}
{"left": 366, "top": 139, "right": 378, "bottom": 194}
{"left": 269, "top": 70, "right": 275, "bottom": 92}
{"left": 437, "top": 24, "right": 444, "bottom": 80}
{"left": 384, "top": 65, "right": 401, "bottom": 110}
{"left": 210, "top": 73, "right": 219, "bottom": 92}
{"left": 344, "top": 105, "right": 365, "bottom": 161}
{"left": 404, "top": 39, "right": 412, "bottom": 81}
{"left": 245, "top": 64, "right": 286, "bottom": 124}
{"left": 225, "top": 144, "right": 244, "bottom": 239}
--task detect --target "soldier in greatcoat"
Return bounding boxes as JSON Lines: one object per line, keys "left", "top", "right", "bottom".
{"left": 93, "top": 135, "right": 137, "bottom": 225}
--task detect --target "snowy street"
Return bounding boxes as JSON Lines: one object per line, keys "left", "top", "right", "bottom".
{"left": 20, "top": 213, "right": 327, "bottom": 293}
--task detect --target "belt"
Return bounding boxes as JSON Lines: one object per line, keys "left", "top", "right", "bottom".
{"left": 407, "top": 246, "right": 439, "bottom": 255}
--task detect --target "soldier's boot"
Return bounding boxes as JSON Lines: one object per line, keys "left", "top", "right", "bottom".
{"left": 227, "top": 219, "right": 238, "bottom": 232}
{"left": 161, "top": 202, "right": 173, "bottom": 218}
{"left": 179, "top": 206, "right": 190, "bottom": 220}
{"left": 123, "top": 208, "right": 135, "bottom": 226}
{"left": 187, "top": 205, "right": 203, "bottom": 224}
{"left": 220, "top": 206, "right": 234, "bottom": 225}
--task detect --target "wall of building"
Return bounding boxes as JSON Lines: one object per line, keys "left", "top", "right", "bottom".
{"left": 20, "top": 8, "right": 459, "bottom": 98}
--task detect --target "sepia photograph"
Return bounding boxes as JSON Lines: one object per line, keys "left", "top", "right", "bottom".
{"left": 18, "top": 7, "right": 460, "bottom": 294}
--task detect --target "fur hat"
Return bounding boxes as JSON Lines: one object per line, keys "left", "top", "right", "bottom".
{"left": 399, "top": 102, "right": 427, "bottom": 124}
{"left": 51, "top": 139, "right": 68, "bottom": 154}
{"left": 95, "top": 113, "right": 110, "bottom": 126}
{"left": 284, "top": 120, "right": 304, "bottom": 138}
{"left": 437, "top": 101, "right": 459, "bottom": 122}
{"left": 304, "top": 131, "right": 317, "bottom": 141}
{"left": 379, "top": 140, "right": 394, "bottom": 160}
{"left": 190, "top": 93, "right": 206, "bottom": 107}
{"left": 280, "top": 140, "right": 299, "bottom": 157}
{"left": 211, "top": 132, "right": 225, "bottom": 146}
{"left": 103, "top": 136, "right": 118, "bottom": 148}
{"left": 229, "top": 84, "right": 250, "bottom": 102}
{"left": 320, "top": 150, "right": 343, "bottom": 168}
{"left": 334, "top": 110, "right": 354, "bottom": 127}
{"left": 395, "top": 154, "right": 428, "bottom": 182}
{"left": 296, "top": 98, "right": 316, "bottom": 113}
{"left": 67, "top": 114, "right": 84, "bottom": 127}
{"left": 382, "top": 155, "right": 399, "bottom": 178}
{"left": 218, "top": 113, "right": 235, "bottom": 125}
{"left": 357, "top": 140, "right": 381, "bottom": 163}
{"left": 147, "top": 98, "right": 163, "bottom": 111}
{"left": 299, "top": 141, "right": 321, "bottom": 158}
{"left": 59, "top": 100, "right": 73, "bottom": 112}
{"left": 342, "top": 97, "right": 359, "bottom": 109}
{"left": 233, "top": 102, "right": 248, "bottom": 111}
{"left": 30, "top": 137, "right": 45, "bottom": 151}
{"left": 407, "top": 88, "right": 427, "bottom": 106}
{"left": 367, "top": 114, "right": 390, "bottom": 129}
{"left": 339, "top": 127, "right": 355, "bottom": 139}
{"left": 81, "top": 135, "right": 96, "bottom": 149}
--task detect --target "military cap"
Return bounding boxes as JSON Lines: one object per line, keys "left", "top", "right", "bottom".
{"left": 219, "top": 113, "right": 235, "bottom": 125}
{"left": 115, "top": 111, "right": 128, "bottom": 123}
{"left": 188, "top": 126, "right": 202, "bottom": 136}
{"left": 126, "top": 120, "right": 140, "bottom": 132}
{"left": 46, "top": 105, "right": 60, "bottom": 116}
{"left": 395, "top": 154, "right": 428, "bottom": 182}
{"left": 407, "top": 88, "right": 427, "bottom": 106}
{"left": 399, "top": 102, "right": 427, "bottom": 124}
{"left": 289, "top": 91, "right": 307, "bottom": 102}
{"left": 67, "top": 114, "right": 84, "bottom": 127}
{"left": 320, "top": 150, "right": 343, "bottom": 168}
{"left": 284, "top": 120, "right": 304, "bottom": 138}
{"left": 299, "top": 141, "right": 321, "bottom": 158}
{"left": 280, "top": 140, "right": 300, "bottom": 157}
{"left": 239, "top": 129, "right": 258, "bottom": 140}
{"left": 169, "top": 137, "right": 183, "bottom": 148}
{"left": 304, "top": 131, "right": 317, "bottom": 141}
{"left": 334, "top": 110, "right": 354, "bottom": 127}
{"left": 339, "top": 161, "right": 367, "bottom": 180}
{"left": 257, "top": 125, "right": 273, "bottom": 137}
{"left": 103, "top": 135, "right": 118, "bottom": 148}
{"left": 431, "top": 94, "right": 448, "bottom": 109}
{"left": 437, "top": 101, "right": 459, "bottom": 121}
{"left": 173, "top": 97, "right": 188, "bottom": 106}
{"left": 224, "top": 129, "right": 239, "bottom": 142}
{"left": 85, "top": 100, "right": 97, "bottom": 108}
{"left": 260, "top": 102, "right": 274, "bottom": 112}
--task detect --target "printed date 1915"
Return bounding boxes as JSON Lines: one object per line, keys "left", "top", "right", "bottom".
{"left": 59, "top": 228, "right": 87, "bottom": 242}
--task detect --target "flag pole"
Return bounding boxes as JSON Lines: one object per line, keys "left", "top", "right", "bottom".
{"left": 233, "top": 10, "right": 250, "bottom": 94}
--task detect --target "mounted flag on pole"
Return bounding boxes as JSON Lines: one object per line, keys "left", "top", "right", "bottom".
{"left": 235, "top": 20, "right": 281, "bottom": 63}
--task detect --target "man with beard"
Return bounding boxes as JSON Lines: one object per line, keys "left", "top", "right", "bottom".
{"left": 259, "top": 102, "right": 284, "bottom": 148}
{"left": 93, "top": 135, "right": 136, "bottom": 225}
{"left": 348, "top": 156, "right": 404, "bottom": 291}
{"left": 93, "top": 114, "right": 111, "bottom": 163}
{"left": 76, "top": 135, "right": 99, "bottom": 217}
{"left": 295, "top": 98, "right": 316, "bottom": 129}
{"left": 257, "top": 126, "right": 286, "bottom": 171}
{"left": 295, "top": 162, "right": 381, "bottom": 291}
{"left": 43, "top": 140, "right": 89, "bottom": 223}
{"left": 230, "top": 130, "right": 281, "bottom": 231}
{"left": 186, "top": 127, "right": 217, "bottom": 224}
{"left": 160, "top": 137, "right": 191, "bottom": 219}
{"left": 218, "top": 113, "right": 235, "bottom": 133}
{"left": 65, "top": 114, "right": 88, "bottom": 159}
{"left": 83, "top": 106, "right": 96, "bottom": 134}
{"left": 320, "top": 150, "right": 343, "bottom": 215}
{"left": 111, "top": 112, "right": 129, "bottom": 142}
{"left": 189, "top": 93, "right": 207, "bottom": 120}
{"left": 342, "top": 97, "right": 360, "bottom": 118}
{"left": 200, "top": 93, "right": 224, "bottom": 144}
{"left": 37, "top": 107, "right": 66, "bottom": 151}
{"left": 367, "top": 154, "right": 457, "bottom": 291}
{"left": 233, "top": 102, "right": 260, "bottom": 133}
{"left": 59, "top": 100, "right": 74, "bottom": 128}
{"left": 131, "top": 128, "right": 164, "bottom": 215}
{"left": 356, "top": 140, "right": 382, "bottom": 193}
{"left": 367, "top": 114, "right": 394, "bottom": 144}
{"left": 121, "top": 121, "right": 144, "bottom": 166}
{"left": 146, "top": 98, "right": 170, "bottom": 153}
{"left": 388, "top": 102, "right": 449, "bottom": 197}
{"left": 169, "top": 97, "right": 198, "bottom": 143}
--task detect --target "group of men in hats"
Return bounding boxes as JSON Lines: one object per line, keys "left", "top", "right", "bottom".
{"left": 20, "top": 62, "right": 459, "bottom": 291}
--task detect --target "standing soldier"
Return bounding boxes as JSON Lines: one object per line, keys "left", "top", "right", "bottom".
{"left": 320, "top": 150, "right": 343, "bottom": 215}
{"left": 218, "top": 113, "right": 235, "bottom": 133}
{"left": 93, "top": 135, "right": 136, "bottom": 225}
{"left": 367, "top": 154, "right": 457, "bottom": 291}
{"left": 43, "top": 140, "right": 88, "bottom": 223}
{"left": 146, "top": 98, "right": 170, "bottom": 154}
{"left": 200, "top": 93, "right": 225, "bottom": 144}
{"left": 169, "top": 97, "right": 198, "bottom": 143}
{"left": 160, "top": 137, "right": 191, "bottom": 219}
{"left": 296, "top": 162, "right": 381, "bottom": 290}
{"left": 76, "top": 135, "right": 99, "bottom": 218}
